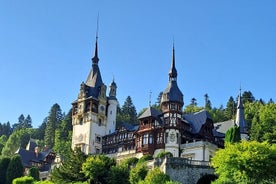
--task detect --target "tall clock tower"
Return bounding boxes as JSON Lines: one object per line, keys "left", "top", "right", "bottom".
{"left": 161, "top": 45, "right": 184, "bottom": 157}
{"left": 71, "top": 37, "right": 117, "bottom": 154}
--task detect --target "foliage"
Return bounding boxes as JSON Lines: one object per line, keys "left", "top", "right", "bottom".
{"left": 82, "top": 154, "right": 115, "bottom": 184}
{"left": 117, "top": 96, "right": 138, "bottom": 126}
{"left": 0, "top": 122, "right": 12, "bottom": 137}
{"left": 211, "top": 141, "right": 276, "bottom": 184}
{"left": 0, "top": 135, "right": 8, "bottom": 153}
{"left": 51, "top": 148, "right": 87, "bottom": 183}
{"left": 225, "top": 96, "right": 236, "bottom": 120}
{"left": 121, "top": 157, "right": 139, "bottom": 168}
{"left": 196, "top": 174, "right": 217, "bottom": 184}
{"left": 12, "top": 114, "right": 33, "bottom": 132}
{"left": 6, "top": 155, "right": 24, "bottom": 184}
{"left": 139, "top": 168, "right": 170, "bottom": 184}
{"left": 204, "top": 94, "right": 212, "bottom": 110}
{"left": 12, "top": 176, "right": 34, "bottom": 184}
{"left": 32, "top": 118, "right": 47, "bottom": 140}
{"left": 108, "top": 164, "right": 130, "bottom": 184}
{"left": 2, "top": 129, "right": 34, "bottom": 157}
{"left": 224, "top": 125, "right": 241, "bottom": 143}
{"left": 208, "top": 106, "right": 228, "bottom": 123}
{"left": 53, "top": 109, "right": 72, "bottom": 158}
{"left": 184, "top": 104, "right": 204, "bottom": 114}
{"left": 137, "top": 155, "right": 153, "bottom": 164}
{"left": 28, "top": 167, "right": 40, "bottom": 181}
{"left": 249, "top": 103, "right": 276, "bottom": 143}
{"left": 129, "top": 163, "right": 148, "bottom": 184}
{"left": 242, "top": 91, "right": 255, "bottom": 103}
{"left": 0, "top": 157, "right": 10, "bottom": 184}
{"left": 156, "top": 151, "right": 173, "bottom": 158}
{"left": 44, "top": 103, "right": 63, "bottom": 148}
{"left": 34, "top": 181, "right": 54, "bottom": 184}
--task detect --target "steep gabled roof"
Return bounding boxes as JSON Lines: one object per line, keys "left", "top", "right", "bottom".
{"left": 138, "top": 107, "right": 162, "bottom": 119}
{"left": 16, "top": 148, "right": 54, "bottom": 168}
{"left": 183, "top": 110, "right": 212, "bottom": 134}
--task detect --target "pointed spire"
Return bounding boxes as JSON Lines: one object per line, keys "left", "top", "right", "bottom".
{"left": 235, "top": 88, "right": 248, "bottom": 139}
{"left": 92, "top": 14, "right": 99, "bottom": 64}
{"left": 169, "top": 43, "right": 177, "bottom": 80}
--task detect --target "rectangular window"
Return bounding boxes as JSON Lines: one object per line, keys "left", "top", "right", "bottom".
{"left": 149, "top": 134, "right": 153, "bottom": 144}
{"left": 165, "top": 133, "right": 168, "bottom": 143}
{"left": 143, "top": 134, "right": 148, "bottom": 145}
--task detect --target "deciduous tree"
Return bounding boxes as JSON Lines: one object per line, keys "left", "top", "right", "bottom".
{"left": 82, "top": 154, "right": 115, "bottom": 184}
{"left": 212, "top": 141, "right": 276, "bottom": 184}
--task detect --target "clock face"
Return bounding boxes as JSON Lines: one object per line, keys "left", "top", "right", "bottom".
{"left": 169, "top": 133, "right": 176, "bottom": 143}
{"left": 100, "top": 105, "right": 105, "bottom": 112}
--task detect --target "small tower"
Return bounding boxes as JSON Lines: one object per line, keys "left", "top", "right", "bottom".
{"left": 161, "top": 45, "right": 184, "bottom": 157}
{"left": 106, "top": 79, "right": 118, "bottom": 135}
{"left": 235, "top": 89, "right": 248, "bottom": 140}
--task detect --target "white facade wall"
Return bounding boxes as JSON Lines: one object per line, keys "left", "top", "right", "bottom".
{"left": 106, "top": 99, "right": 117, "bottom": 135}
{"left": 180, "top": 141, "right": 218, "bottom": 161}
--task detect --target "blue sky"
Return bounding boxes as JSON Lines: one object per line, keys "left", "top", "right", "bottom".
{"left": 1, "top": 1, "right": 276, "bottom": 127}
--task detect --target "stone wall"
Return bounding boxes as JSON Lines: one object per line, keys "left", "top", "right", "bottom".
{"left": 154, "top": 157, "right": 214, "bottom": 184}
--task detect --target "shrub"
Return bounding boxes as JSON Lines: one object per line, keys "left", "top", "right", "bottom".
{"left": 12, "top": 176, "right": 34, "bottom": 184}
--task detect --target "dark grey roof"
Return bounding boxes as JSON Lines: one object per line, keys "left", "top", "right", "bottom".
{"left": 138, "top": 107, "right": 162, "bottom": 119}
{"left": 183, "top": 110, "right": 211, "bottom": 134}
{"left": 85, "top": 64, "right": 104, "bottom": 98}
{"left": 120, "top": 122, "right": 139, "bottom": 132}
{"left": 16, "top": 148, "right": 54, "bottom": 169}
{"left": 161, "top": 81, "right": 183, "bottom": 104}
{"left": 214, "top": 119, "right": 235, "bottom": 134}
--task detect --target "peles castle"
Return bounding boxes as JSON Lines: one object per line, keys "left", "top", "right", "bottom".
{"left": 71, "top": 36, "right": 248, "bottom": 163}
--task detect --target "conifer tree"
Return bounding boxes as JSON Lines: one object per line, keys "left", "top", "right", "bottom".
{"left": 6, "top": 155, "right": 24, "bottom": 184}
{"left": 51, "top": 148, "right": 87, "bottom": 183}
{"left": 44, "top": 103, "right": 63, "bottom": 148}
{"left": 225, "top": 96, "right": 236, "bottom": 120}
{"left": 119, "top": 96, "right": 138, "bottom": 125}
{"left": 0, "top": 157, "right": 10, "bottom": 184}
{"left": 225, "top": 125, "right": 241, "bottom": 144}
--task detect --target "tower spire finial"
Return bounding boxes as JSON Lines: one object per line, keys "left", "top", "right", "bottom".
{"left": 149, "top": 90, "right": 152, "bottom": 107}
{"left": 92, "top": 13, "right": 100, "bottom": 64}
{"left": 169, "top": 42, "right": 177, "bottom": 80}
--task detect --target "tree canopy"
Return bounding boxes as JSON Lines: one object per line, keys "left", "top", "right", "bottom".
{"left": 212, "top": 141, "right": 276, "bottom": 184}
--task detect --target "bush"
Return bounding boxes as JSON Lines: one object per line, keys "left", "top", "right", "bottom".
{"left": 156, "top": 151, "right": 173, "bottom": 159}
{"left": 34, "top": 181, "right": 54, "bottom": 184}
{"left": 12, "top": 176, "right": 34, "bottom": 184}
{"left": 137, "top": 155, "right": 153, "bottom": 164}
{"left": 28, "top": 167, "right": 40, "bottom": 181}
{"left": 0, "top": 157, "right": 10, "bottom": 184}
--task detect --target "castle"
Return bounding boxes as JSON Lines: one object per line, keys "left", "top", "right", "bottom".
{"left": 71, "top": 36, "right": 248, "bottom": 162}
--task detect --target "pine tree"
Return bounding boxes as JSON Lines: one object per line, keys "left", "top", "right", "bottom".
{"left": 225, "top": 96, "right": 236, "bottom": 120}
{"left": 23, "top": 115, "right": 32, "bottom": 129}
{"left": 44, "top": 103, "right": 63, "bottom": 148}
{"left": 120, "top": 96, "right": 138, "bottom": 125}
{"left": 53, "top": 109, "right": 72, "bottom": 158}
{"left": 6, "top": 155, "right": 24, "bottom": 184}
{"left": 0, "top": 157, "right": 10, "bottom": 184}
{"left": 51, "top": 148, "right": 87, "bottom": 183}
{"left": 204, "top": 93, "right": 212, "bottom": 110}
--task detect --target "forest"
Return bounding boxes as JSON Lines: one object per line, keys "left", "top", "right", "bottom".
{"left": 0, "top": 91, "right": 275, "bottom": 183}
